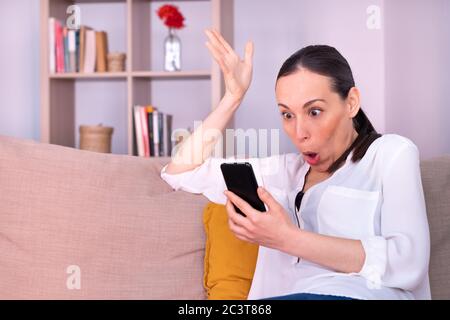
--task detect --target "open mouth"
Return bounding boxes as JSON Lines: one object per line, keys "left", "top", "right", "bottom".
{"left": 303, "top": 152, "right": 320, "bottom": 165}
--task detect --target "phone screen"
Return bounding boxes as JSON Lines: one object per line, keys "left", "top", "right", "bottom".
{"left": 220, "top": 162, "right": 266, "bottom": 215}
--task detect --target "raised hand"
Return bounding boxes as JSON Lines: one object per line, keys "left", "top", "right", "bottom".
{"left": 205, "top": 29, "right": 254, "bottom": 103}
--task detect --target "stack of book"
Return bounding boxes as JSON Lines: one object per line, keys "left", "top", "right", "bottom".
{"left": 133, "top": 106, "right": 173, "bottom": 157}
{"left": 49, "top": 18, "right": 109, "bottom": 73}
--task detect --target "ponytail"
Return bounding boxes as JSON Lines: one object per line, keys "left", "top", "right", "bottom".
{"left": 327, "top": 109, "right": 381, "bottom": 173}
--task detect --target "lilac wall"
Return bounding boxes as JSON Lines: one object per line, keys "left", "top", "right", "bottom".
{"left": 234, "top": 0, "right": 385, "bottom": 154}
{"left": 0, "top": 0, "right": 40, "bottom": 140}
{"left": 384, "top": 0, "right": 450, "bottom": 159}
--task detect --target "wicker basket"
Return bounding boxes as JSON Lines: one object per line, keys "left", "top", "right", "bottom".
{"left": 79, "top": 125, "right": 114, "bottom": 153}
{"left": 107, "top": 52, "right": 126, "bottom": 72}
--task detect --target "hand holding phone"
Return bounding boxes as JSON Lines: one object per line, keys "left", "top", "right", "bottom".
{"left": 220, "top": 162, "right": 266, "bottom": 216}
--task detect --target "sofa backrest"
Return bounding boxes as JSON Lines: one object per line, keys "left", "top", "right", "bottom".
{"left": 1, "top": 135, "right": 449, "bottom": 299}
{"left": 0, "top": 135, "right": 208, "bottom": 299}
{"left": 421, "top": 155, "right": 450, "bottom": 300}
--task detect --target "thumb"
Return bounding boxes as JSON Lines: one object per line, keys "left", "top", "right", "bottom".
{"left": 244, "top": 41, "right": 254, "bottom": 65}
{"left": 257, "top": 187, "right": 281, "bottom": 212}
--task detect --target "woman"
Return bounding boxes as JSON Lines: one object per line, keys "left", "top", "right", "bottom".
{"left": 161, "top": 29, "right": 431, "bottom": 300}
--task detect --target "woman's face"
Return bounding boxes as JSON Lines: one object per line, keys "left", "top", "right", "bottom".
{"left": 275, "top": 68, "right": 360, "bottom": 173}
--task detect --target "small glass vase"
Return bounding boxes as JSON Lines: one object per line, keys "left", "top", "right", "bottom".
{"left": 164, "top": 28, "right": 181, "bottom": 72}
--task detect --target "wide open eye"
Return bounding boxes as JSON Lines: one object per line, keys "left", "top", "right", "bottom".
{"left": 281, "top": 112, "right": 294, "bottom": 120}
{"left": 309, "top": 108, "right": 322, "bottom": 117}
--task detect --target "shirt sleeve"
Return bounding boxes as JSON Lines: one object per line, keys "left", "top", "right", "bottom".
{"left": 160, "top": 156, "right": 272, "bottom": 205}
{"left": 357, "top": 142, "right": 431, "bottom": 292}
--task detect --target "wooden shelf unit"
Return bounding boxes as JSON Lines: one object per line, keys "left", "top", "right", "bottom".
{"left": 40, "top": 0, "right": 233, "bottom": 155}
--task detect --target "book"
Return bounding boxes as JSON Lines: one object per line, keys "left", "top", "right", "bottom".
{"left": 95, "top": 31, "right": 108, "bottom": 72}
{"left": 83, "top": 30, "right": 96, "bottom": 73}
{"left": 75, "top": 30, "right": 80, "bottom": 72}
{"left": 158, "top": 112, "right": 164, "bottom": 157}
{"left": 55, "top": 20, "right": 64, "bottom": 73}
{"left": 133, "top": 106, "right": 144, "bottom": 157}
{"left": 163, "top": 114, "right": 173, "bottom": 157}
{"left": 68, "top": 30, "right": 77, "bottom": 73}
{"left": 79, "top": 26, "right": 92, "bottom": 73}
{"left": 139, "top": 106, "right": 150, "bottom": 157}
{"left": 147, "top": 106, "right": 155, "bottom": 156}
{"left": 48, "top": 18, "right": 56, "bottom": 73}
{"left": 63, "top": 27, "right": 69, "bottom": 73}
{"left": 152, "top": 110, "right": 160, "bottom": 158}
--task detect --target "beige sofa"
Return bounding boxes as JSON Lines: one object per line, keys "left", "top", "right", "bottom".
{"left": 0, "top": 135, "right": 449, "bottom": 299}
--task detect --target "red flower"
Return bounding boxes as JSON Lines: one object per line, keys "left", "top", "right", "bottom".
{"left": 157, "top": 4, "right": 185, "bottom": 29}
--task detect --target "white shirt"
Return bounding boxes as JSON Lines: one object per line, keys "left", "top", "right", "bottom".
{"left": 161, "top": 134, "right": 431, "bottom": 300}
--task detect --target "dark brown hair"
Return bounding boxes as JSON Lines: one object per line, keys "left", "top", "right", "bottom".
{"left": 276, "top": 45, "right": 381, "bottom": 173}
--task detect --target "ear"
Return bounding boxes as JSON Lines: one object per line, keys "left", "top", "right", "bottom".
{"left": 346, "top": 87, "right": 361, "bottom": 118}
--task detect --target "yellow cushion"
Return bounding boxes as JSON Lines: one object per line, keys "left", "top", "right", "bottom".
{"left": 203, "top": 202, "right": 259, "bottom": 300}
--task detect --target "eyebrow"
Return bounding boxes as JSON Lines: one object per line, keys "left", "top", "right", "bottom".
{"left": 278, "top": 99, "right": 326, "bottom": 110}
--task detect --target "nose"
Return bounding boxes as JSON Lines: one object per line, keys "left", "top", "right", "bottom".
{"left": 295, "top": 119, "right": 309, "bottom": 142}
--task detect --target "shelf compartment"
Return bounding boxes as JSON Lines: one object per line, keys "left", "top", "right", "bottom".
{"left": 41, "top": 0, "right": 233, "bottom": 155}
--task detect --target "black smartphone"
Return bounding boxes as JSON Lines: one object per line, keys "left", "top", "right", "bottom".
{"left": 220, "top": 162, "right": 267, "bottom": 216}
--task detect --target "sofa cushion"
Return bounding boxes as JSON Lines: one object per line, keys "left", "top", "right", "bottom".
{"left": 0, "top": 135, "right": 208, "bottom": 299}
{"left": 420, "top": 155, "right": 450, "bottom": 300}
{"left": 203, "top": 203, "right": 258, "bottom": 300}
